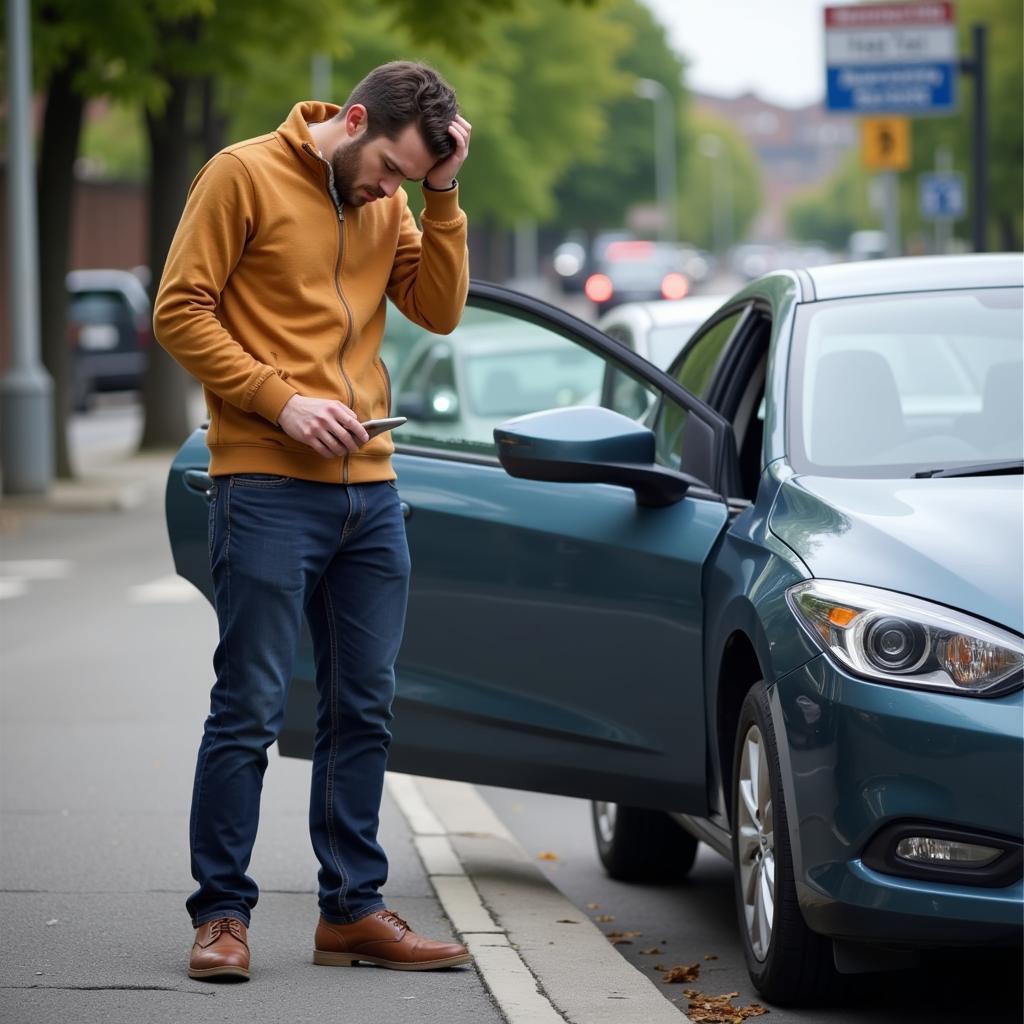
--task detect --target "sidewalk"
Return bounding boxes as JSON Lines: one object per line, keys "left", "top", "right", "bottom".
{"left": 0, "top": 431, "right": 690, "bottom": 1023}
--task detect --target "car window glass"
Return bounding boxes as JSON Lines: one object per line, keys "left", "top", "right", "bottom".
{"left": 393, "top": 303, "right": 663, "bottom": 457}
{"left": 70, "top": 291, "right": 129, "bottom": 324}
{"left": 652, "top": 311, "right": 744, "bottom": 469}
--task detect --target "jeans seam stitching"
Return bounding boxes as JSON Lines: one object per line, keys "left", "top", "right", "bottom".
{"left": 190, "top": 481, "right": 233, "bottom": 919}
{"left": 319, "top": 578, "right": 352, "bottom": 921}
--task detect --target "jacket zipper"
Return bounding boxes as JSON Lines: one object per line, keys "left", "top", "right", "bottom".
{"left": 303, "top": 142, "right": 355, "bottom": 484}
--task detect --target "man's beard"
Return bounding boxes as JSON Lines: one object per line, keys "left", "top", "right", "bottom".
{"left": 330, "top": 136, "right": 383, "bottom": 207}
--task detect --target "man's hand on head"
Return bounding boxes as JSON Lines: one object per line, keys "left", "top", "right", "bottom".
{"left": 277, "top": 395, "right": 370, "bottom": 458}
{"left": 424, "top": 114, "right": 472, "bottom": 191}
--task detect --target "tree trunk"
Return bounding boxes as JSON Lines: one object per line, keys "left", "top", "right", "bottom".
{"left": 997, "top": 213, "right": 1020, "bottom": 253}
{"left": 199, "top": 75, "right": 228, "bottom": 161}
{"left": 37, "top": 55, "right": 85, "bottom": 479}
{"left": 138, "top": 75, "right": 194, "bottom": 452}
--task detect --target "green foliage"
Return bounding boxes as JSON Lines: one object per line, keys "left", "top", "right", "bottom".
{"left": 549, "top": 0, "right": 689, "bottom": 232}
{"left": 677, "top": 110, "right": 762, "bottom": 251}
{"left": 78, "top": 100, "right": 147, "bottom": 181}
{"left": 787, "top": 149, "right": 880, "bottom": 250}
{"left": 222, "top": 0, "right": 629, "bottom": 226}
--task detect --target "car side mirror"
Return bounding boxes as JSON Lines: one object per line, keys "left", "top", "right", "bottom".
{"left": 494, "top": 406, "right": 697, "bottom": 507}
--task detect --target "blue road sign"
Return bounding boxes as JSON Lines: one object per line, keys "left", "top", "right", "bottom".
{"left": 825, "top": 3, "right": 959, "bottom": 116}
{"left": 919, "top": 172, "right": 966, "bottom": 219}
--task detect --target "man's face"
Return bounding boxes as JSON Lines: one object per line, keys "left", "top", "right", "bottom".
{"left": 330, "top": 121, "right": 438, "bottom": 207}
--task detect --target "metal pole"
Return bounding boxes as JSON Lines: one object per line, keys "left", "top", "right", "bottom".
{"left": 311, "top": 53, "right": 332, "bottom": 100}
{"left": 1, "top": 0, "right": 54, "bottom": 495}
{"left": 881, "top": 171, "right": 901, "bottom": 257}
{"left": 636, "top": 79, "right": 677, "bottom": 242}
{"left": 934, "top": 145, "right": 953, "bottom": 254}
{"left": 968, "top": 24, "right": 988, "bottom": 253}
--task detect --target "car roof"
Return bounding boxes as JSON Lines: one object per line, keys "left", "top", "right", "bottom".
{"left": 804, "top": 253, "right": 1023, "bottom": 301}
{"left": 600, "top": 295, "right": 731, "bottom": 331}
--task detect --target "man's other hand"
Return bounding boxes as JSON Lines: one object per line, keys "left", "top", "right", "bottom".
{"left": 424, "top": 114, "right": 472, "bottom": 190}
{"left": 278, "top": 395, "right": 370, "bottom": 458}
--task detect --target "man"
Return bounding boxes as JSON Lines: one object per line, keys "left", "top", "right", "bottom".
{"left": 154, "top": 61, "right": 471, "bottom": 982}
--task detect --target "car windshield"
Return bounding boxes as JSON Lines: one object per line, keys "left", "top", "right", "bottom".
{"left": 464, "top": 344, "right": 604, "bottom": 418}
{"left": 789, "top": 287, "right": 1023, "bottom": 478}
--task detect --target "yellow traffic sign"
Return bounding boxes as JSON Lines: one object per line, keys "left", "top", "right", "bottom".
{"left": 861, "top": 117, "right": 911, "bottom": 171}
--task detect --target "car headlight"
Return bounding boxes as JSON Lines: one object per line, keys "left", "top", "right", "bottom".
{"left": 787, "top": 580, "right": 1024, "bottom": 697}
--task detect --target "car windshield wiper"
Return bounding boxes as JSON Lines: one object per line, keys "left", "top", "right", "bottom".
{"left": 913, "top": 459, "right": 1024, "bottom": 479}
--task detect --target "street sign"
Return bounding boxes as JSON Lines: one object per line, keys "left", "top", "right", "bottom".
{"left": 919, "top": 171, "right": 966, "bottom": 219}
{"left": 862, "top": 117, "right": 911, "bottom": 170}
{"left": 825, "top": 2, "right": 959, "bottom": 115}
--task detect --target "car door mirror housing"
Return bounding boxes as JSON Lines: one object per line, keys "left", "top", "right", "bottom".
{"left": 494, "top": 407, "right": 697, "bottom": 507}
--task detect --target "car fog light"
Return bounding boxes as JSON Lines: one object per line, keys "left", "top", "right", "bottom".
{"left": 895, "top": 836, "right": 1002, "bottom": 867}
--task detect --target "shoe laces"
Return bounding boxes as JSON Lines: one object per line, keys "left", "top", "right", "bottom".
{"left": 378, "top": 910, "right": 409, "bottom": 933}
{"left": 209, "top": 917, "right": 244, "bottom": 942}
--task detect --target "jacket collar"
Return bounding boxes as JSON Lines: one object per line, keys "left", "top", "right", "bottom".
{"left": 277, "top": 100, "right": 342, "bottom": 166}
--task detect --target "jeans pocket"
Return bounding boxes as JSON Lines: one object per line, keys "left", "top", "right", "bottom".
{"left": 385, "top": 479, "right": 399, "bottom": 490}
{"left": 207, "top": 483, "right": 219, "bottom": 559}
{"left": 231, "top": 473, "right": 293, "bottom": 488}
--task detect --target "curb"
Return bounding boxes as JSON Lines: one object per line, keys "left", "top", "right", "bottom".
{"left": 387, "top": 773, "right": 688, "bottom": 1024}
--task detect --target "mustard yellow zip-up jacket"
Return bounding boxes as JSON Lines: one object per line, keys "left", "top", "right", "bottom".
{"left": 153, "top": 101, "right": 469, "bottom": 484}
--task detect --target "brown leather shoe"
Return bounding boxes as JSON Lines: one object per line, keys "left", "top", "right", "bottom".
{"left": 188, "top": 917, "right": 250, "bottom": 981}
{"left": 313, "top": 909, "right": 472, "bottom": 970}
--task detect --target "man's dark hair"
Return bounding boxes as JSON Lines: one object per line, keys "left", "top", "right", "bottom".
{"left": 339, "top": 61, "right": 457, "bottom": 159}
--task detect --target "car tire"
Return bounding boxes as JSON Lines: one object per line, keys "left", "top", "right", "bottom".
{"left": 591, "top": 800, "right": 699, "bottom": 882}
{"left": 731, "top": 681, "right": 842, "bottom": 1005}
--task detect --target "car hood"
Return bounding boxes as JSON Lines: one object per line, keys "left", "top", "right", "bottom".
{"left": 770, "top": 475, "right": 1024, "bottom": 633}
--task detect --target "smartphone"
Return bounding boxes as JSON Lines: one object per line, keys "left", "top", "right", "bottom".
{"left": 360, "top": 416, "right": 408, "bottom": 440}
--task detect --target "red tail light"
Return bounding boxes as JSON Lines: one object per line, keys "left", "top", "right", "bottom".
{"left": 660, "top": 273, "right": 689, "bottom": 300}
{"left": 136, "top": 326, "right": 151, "bottom": 349}
{"left": 585, "top": 273, "right": 614, "bottom": 304}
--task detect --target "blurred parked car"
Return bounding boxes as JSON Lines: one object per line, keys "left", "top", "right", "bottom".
{"left": 584, "top": 239, "right": 691, "bottom": 313}
{"left": 391, "top": 316, "right": 603, "bottom": 445}
{"left": 67, "top": 269, "right": 151, "bottom": 410}
{"left": 598, "top": 294, "right": 729, "bottom": 369}
{"left": 167, "top": 256, "right": 1023, "bottom": 1005}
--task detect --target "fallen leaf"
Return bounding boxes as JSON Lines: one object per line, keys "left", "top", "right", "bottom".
{"left": 704, "top": 954, "right": 719, "bottom": 961}
{"left": 593, "top": 914, "right": 615, "bottom": 923}
{"left": 45, "top": 920, "right": 58, "bottom": 927}
{"left": 537, "top": 851, "right": 560, "bottom": 861}
{"left": 663, "top": 963, "right": 701, "bottom": 984}
{"left": 555, "top": 919, "right": 578, "bottom": 924}
{"left": 639, "top": 947, "right": 663, "bottom": 955}
{"left": 685, "top": 990, "right": 769, "bottom": 1023}
{"left": 610, "top": 939, "right": 633, "bottom": 946}
{"left": 586, "top": 902, "right": 601, "bottom": 910}
{"left": 653, "top": 964, "right": 667, "bottom": 972}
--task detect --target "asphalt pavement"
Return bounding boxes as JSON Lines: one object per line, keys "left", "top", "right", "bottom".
{"left": 0, "top": 409, "right": 689, "bottom": 1024}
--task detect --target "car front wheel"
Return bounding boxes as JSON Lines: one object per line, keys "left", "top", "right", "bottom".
{"left": 732, "top": 682, "right": 841, "bottom": 1004}
{"left": 591, "top": 801, "right": 698, "bottom": 882}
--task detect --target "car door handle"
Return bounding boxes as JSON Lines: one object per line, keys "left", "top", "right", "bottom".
{"left": 183, "top": 469, "right": 215, "bottom": 498}
{"left": 400, "top": 501, "right": 411, "bottom": 520}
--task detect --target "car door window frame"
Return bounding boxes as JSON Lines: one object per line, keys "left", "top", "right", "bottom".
{"left": 393, "top": 280, "right": 739, "bottom": 498}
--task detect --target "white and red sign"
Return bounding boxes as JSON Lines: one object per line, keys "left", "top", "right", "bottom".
{"left": 825, "top": 3, "right": 959, "bottom": 115}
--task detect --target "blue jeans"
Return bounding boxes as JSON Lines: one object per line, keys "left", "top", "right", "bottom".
{"left": 187, "top": 474, "right": 410, "bottom": 927}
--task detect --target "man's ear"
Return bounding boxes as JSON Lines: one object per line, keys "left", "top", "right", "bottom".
{"left": 344, "top": 104, "right": 369, "bottom": 139}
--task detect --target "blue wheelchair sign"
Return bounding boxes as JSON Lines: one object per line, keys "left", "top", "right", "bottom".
{"left": 919, "top": 172, "right": 966, "bottom": 220}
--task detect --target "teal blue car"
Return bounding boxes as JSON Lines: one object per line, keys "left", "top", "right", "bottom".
{"left": 166, "top": 254, "right": 1023, "bottom": 1004}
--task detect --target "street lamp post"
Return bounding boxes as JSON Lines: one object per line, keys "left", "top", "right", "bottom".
{"left": 635, "top": 78, "right": 677, "bottom": 243}
{"left": 1, "top": 0, "right": 53, "bottom": 495}
{"left": 698, "top": 133, "right": 733, "bottom": 258}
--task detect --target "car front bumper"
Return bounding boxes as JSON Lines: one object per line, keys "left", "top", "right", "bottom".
{"left": 772, "top": 654, "right": 1023, "bottom": 946}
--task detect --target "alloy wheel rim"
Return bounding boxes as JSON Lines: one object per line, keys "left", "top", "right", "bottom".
{"left": 594, "top": 801, "right": 617, "bottom": 845}
{"left": 737, "top": 724, "right": 775, "bottom": 962}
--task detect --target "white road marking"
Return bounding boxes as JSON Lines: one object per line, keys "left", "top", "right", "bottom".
{"left": 0, "top": 560, "right": 72, "bottom": 600}
{"left": 0, "top": 560, "right": 72, "bottom": 579}
{"left": 128, "top": 575, "right": 201, "bottom": 604}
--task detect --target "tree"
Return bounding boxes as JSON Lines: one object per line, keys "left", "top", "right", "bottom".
{"left": 677, "top": 109, "right": 762, "bottom": 251}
